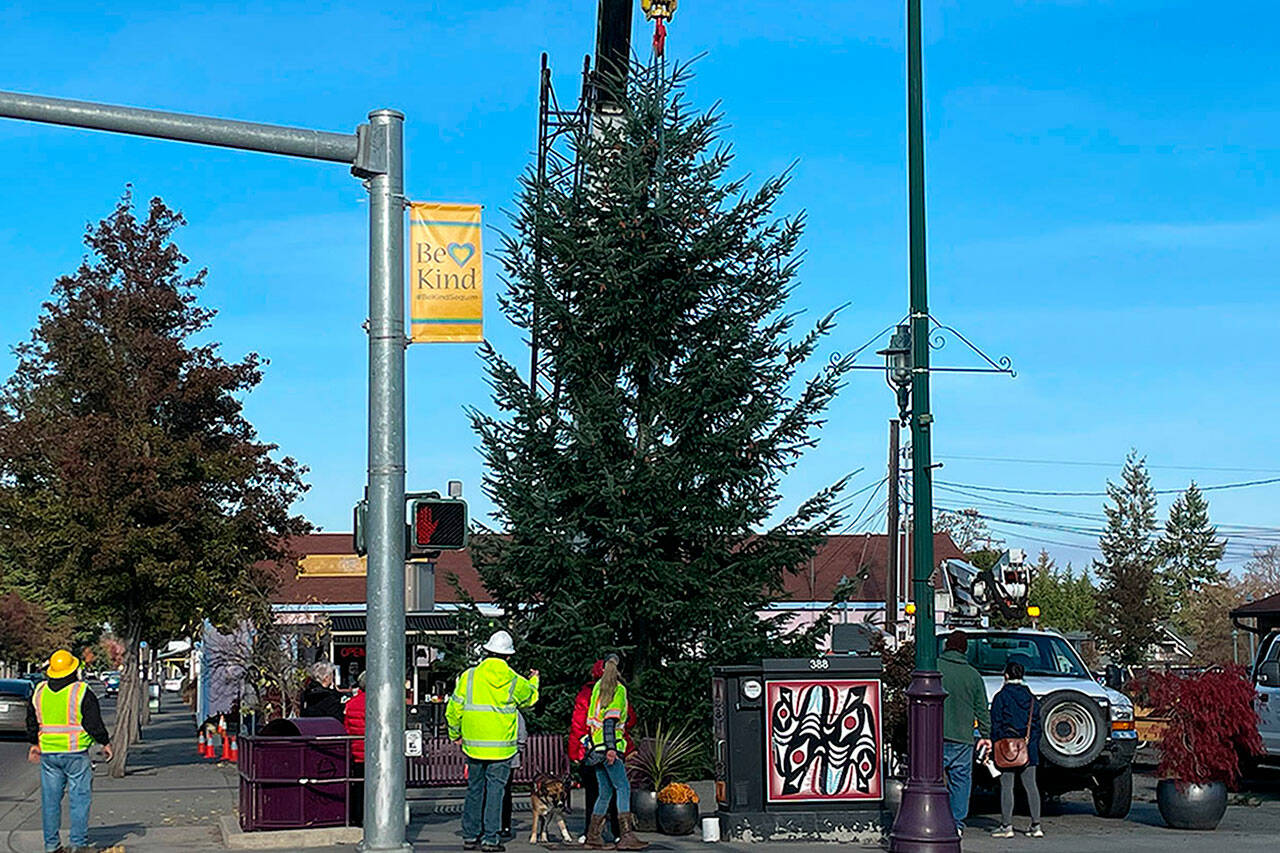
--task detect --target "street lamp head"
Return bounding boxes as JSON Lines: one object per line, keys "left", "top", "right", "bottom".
{"left": 877, "top": 324, "right": 912, "bottom": 421}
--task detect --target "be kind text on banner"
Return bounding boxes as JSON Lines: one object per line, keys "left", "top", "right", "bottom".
{"left": 410, "top": 202, "right": 483, "bottom": 343}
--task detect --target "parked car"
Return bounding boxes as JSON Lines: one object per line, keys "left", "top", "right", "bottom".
{"left": 940, "top": 627, "right": 1138, "bottom": 818}
{"left": 0, "top": 678, "right": 35, "bottom": 734}
{"left": 20, "top": 672, "right": 45, "bottom": 684}
{"left": 102, "top": 671, "right": 121, "bottom": 697}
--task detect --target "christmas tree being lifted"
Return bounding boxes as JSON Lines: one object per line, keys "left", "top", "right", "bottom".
{"left": 466, "top": 40, "right": 855, "bottom": 731}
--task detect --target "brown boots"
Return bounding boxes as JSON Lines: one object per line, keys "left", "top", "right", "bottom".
{"left": 585, "top": 813, "right": 647, "bottom": 851}
{"left": 616, "top": 813, "right": 648, "bottom": 851}
{"left": 584, "top": 814, "right": 609, "bottom": 849}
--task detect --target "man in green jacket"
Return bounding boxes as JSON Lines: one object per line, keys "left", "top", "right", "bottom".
{"left": 447, "top": 630, "right": 539, "bottom": 852}
{"left": 938, "top": 630, "right": 991, "bottom": 835}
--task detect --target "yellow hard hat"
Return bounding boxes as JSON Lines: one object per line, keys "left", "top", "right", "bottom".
{"left": 47, "top": 649, "right": 81, "bottom": 679}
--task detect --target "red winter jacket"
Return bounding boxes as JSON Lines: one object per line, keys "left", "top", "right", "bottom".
{"left": 344, "top": 689, "right": 367, "bottom": 763}
{"left": 568, "top": 661, "right": 638, "bottom": 762}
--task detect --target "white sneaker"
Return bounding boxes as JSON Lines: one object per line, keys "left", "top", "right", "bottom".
{"left": 1026, "top": 824, "right": 1045, "bottom": 838}
{"left": 992, "top": 825, "right": 1015, "bottom": 838}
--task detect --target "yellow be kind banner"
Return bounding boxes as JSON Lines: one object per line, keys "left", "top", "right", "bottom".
{"left": 410, "top": 202, "right": 483, "bottom": 343}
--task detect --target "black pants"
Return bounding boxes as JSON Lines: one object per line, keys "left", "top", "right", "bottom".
{"left": 501, "top": 774, "right": 514, "bottom": 835}
{"left": 578, "top": 762, "right": 620, "bottom": 839}
{"left": 350, "top": 761, "right": 364, "bottom": 827}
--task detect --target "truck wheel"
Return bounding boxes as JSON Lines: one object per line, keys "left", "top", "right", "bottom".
{"left": 1039, "top": 689, "right": 1108, "bottom": 769}
{"left": 1091, "top": 764, "right": 1133, "bottom": 819}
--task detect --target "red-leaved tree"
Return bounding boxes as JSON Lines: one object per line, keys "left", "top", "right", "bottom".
{"left": 1146, "top": 666, "right": 1263, "bottom": 788}
{"left": 0, "top": 193, "right": 309, "bottom": 776}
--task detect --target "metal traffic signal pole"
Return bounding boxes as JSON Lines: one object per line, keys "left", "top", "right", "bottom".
{"left": 889, "top": 0, "right": 959, "bottom": 849}
{"left": 0, "top": 90, "right": 411, "bottom": 852}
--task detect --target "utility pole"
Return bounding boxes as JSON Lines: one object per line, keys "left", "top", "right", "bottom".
{"left": 889, "top": 0, "right": 959, "bottom": 848}
{"left": 886, "top": 419, "right": 901, "bottom": 641}
{"left": 0, "top": 89, "right": 410, "bottom": 853}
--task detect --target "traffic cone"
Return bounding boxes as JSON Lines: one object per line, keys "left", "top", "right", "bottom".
{"left": 203, "top": 728, "right": 216, "bottom": 759}
{"left": 220, "top": 734, "right": 230, "bottom": 761}
{"left": 197, "top": 730, "right": 206, "bottom": 756}
{"left": 228, "top": 736, "right": 239, "bottom": 763}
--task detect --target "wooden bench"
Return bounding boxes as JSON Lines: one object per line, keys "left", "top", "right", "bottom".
{"left": 406, "top": 734, "right": 570, "bottom": 788}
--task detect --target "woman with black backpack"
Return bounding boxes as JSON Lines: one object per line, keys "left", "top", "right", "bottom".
{"left": 990, "top": 659, "right": 1044, "bottom": 839}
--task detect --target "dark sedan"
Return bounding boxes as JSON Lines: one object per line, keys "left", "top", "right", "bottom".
{"left": 0, "top": 678, "right": 34, "bottom": 734}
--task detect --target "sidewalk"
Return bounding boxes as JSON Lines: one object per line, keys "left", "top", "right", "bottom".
{"left": 5, "top": 710, "right": 1280, "bottom": 852}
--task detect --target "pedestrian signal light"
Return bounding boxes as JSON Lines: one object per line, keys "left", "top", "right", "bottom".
{"left": 407, "top": 495, "right": 468, "bottom": 554}
{"left": 1027, "top": 605, "right": 1041, "bottom": 618}
{"left": 905, "top": 603, "right": 917, "bottom": 616}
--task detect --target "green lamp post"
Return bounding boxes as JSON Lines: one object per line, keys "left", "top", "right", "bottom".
{"left": 889, "top": 0, "right": 960, "bottom": 849}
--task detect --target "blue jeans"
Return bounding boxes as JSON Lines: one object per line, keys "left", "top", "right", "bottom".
{"left": 941, "top": 741, "right": 973, "bottom": 830}
{"left": 593, "top": 758, "right": 631, "bottom": 816}
{"left": 41, "top": 751, "right": 93, "bottom": 851}
{"left": 463, "top": 757, "right": 510, "bottom": 845}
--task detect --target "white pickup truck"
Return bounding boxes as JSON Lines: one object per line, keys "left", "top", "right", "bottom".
{"left": 940, "top": 627, "right": 1139, "bottom": 818}
{"left": 1251, "top": 630, "right": 1280, "bottom": 760}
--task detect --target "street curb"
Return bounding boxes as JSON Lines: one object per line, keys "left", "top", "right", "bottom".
{"left": 219, "top": 815, "right": 362, "bottom": 849}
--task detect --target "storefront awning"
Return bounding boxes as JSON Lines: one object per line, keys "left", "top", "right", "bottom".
{"left": 330, "top": 612, "right": 456, "bottom": 635}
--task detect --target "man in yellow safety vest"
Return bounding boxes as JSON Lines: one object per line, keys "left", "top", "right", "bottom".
{"left": 26, "top": 649, "right": 112, "bottom": 853}
{"left": 446, "top": 630, "right": 539, "bottom": 852}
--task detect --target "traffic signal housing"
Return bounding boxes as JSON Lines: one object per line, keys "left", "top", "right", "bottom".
{"left": 407, "top": 493, "right": 468, "bottom": 555}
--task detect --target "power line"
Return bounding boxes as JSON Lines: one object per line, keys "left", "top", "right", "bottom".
{"left": 936, "top": 476, "right": 1280, "bottom": 498}
{"left": 937, "top": 454, "right": 1280, "bottom": 474}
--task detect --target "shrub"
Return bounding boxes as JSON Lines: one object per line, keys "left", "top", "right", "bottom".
{"left": 657, "top": 783, "right": 699, "bottom": 805}
{"left": 1145, "top": 666, "right": 1263, "bottom": 788}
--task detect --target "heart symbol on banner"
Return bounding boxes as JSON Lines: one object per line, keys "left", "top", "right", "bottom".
{"left": 447, "top": 242, "right": 475, "bottom": 268}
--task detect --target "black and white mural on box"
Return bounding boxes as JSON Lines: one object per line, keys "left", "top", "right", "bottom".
{"left": 765, "top": 679, "right": 883, "bottom": 803}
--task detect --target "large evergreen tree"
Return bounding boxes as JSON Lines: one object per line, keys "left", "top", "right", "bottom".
{"left": 0, "top": 194, "right": 309, "bottom": 774}
{"left": 467, "top": 63, "right": 852, "bottom": 730}
{"left": 1094, "top": 452, "right": 1163, "bottom": 665}
{"left": 1159, "top": 482, "right": 1226, "bottom": 627}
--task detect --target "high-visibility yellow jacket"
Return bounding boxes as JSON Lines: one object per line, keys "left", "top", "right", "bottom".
{"left": 587, "top": 682, "right": 629, "bottom": 751}
{"left": 446, "top": 657, "right": 539, "bottom": 760}
{"left": 33, "top": 681, "right": 93, "bottom": 753}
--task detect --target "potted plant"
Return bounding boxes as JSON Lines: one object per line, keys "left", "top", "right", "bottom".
{"left": 630, "top": 722, "right": 700, "bottom": 832}
{"left": 656, "top": 783, "right": 700, "bottom": 836}
{"left": 1145, "top": 666, "right": 1263, "bottom": 830}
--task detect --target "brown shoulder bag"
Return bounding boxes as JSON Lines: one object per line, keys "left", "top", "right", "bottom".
{"left": 993, "top": 692, "right": 1035, "bottom": 770}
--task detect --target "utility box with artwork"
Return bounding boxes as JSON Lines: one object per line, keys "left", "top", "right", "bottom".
{"left": 712, "top": 657, "right": 885, "bottom": 843}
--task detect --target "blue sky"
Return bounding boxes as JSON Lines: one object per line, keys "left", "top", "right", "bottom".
{"left": 1, "top": 1, "right": 1277, "bottom": 569}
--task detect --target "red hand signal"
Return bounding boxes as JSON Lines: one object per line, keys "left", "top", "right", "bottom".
{"left": 416, "top": 505, "right": 439, "bottom": 545}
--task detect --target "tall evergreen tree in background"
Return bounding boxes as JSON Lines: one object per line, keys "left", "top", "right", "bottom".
{"left": 0, "top": 195, "right": 309, "bottom": 775}
{"left": 467, "top": 63, "right": 852, "bottom": 731}
{"left": 1159, "top": 482, "right": 1226, "bottom": 629}
{"left": 1094, "top": 452, "right": 1163, "bottom": 664}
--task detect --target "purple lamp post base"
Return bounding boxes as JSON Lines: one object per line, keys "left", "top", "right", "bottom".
{"left": 889, "top": 671, "right": 959, "bottom": 852}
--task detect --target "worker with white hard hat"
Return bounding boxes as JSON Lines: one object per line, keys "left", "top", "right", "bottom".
{"left": 446, "top": 630, "right": 540, "bottom": 852}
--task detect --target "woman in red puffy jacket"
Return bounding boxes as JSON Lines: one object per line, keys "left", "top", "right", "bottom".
{"left": 343, "top": 672, "right": 367, "bottom": 827}
{"left": 569, "top": 660, "right": 637, "bottom": 842}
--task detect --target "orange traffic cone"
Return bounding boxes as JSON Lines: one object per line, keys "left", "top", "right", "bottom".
{"left": 197, "top": 730, "right": 206, "bottom": 756}
{"left": 220, "top": 734, "right": 230, "bottom": 761}
{"left": 204, "top": 729, "right": 217, "bottom": 759}
{"left": 228, "top": 736, "right": 239, "bottom": 763}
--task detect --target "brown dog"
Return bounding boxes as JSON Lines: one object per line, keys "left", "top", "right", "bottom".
{"left": 529, "top": 773, "right": 573, "bottom": 844}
